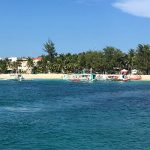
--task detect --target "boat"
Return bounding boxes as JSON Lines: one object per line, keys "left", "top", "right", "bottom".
{"left": 129, "top": 75, "right": 141, "bottom": 80}
{"left": 17, "top": 74, "right": 24, "bottom": 81}
{"left": 129, "top": 69, "right": 142, "bottom": 80}
{"left": 65, "top": 73, "right": 96, "bottom": 82}
{"left": 96, "top": 74, "right": 118, "bottom": 81}
{"left": 96, "top": 74, "right": 108, "bottom": 80}
{"left": 9, "top": 74, "right": 24, "bottom": 81}
{"left": 111, "top": 69, "right": 130, "bottom": 82}
{"left": 112, "top": 75, "right": 130, "bottom": 82}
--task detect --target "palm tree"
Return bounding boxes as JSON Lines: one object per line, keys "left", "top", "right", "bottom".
{"left": 0, "top": 60, "right": 7, "bottom": 73}
{"left": 27, "top": 57, "right": 34, "bottom": 73}
{"left": 135, "top": 44, "right": 150, "bottom": 74}
{"left": 127, "top": 49, "right": 135, "bottom": 73}
{"left": 43, "top": 39, "right": 57, "bottom": 63}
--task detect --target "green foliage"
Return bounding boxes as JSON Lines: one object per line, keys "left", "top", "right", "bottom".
{"left": 134, "top": 44, "right": 150, "bottom": 74}
{"left": 0, "top": 59, "right": 7, "bottom": 73}
{"left": 102, "top": 47, "right": 125, "bottom": 73}
{"left": 40, "top": 43, "right": 150, "bottom": 74}
{"left": 127, "top": 49, "right": 135, "bottom": 71}
{"left": 1, "top": 40, "right": 150, "bottom": 74}
{"left": 27, "top": 57, "right": 34, "bottom": 68}
{"left": 36, "top": 57, "right": 48, "bottom": 73}
{"left": 43, "top": 39, "right": 57, "bottom": 63}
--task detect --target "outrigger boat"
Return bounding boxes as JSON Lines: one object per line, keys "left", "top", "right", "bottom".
{"left": 96, "top": 74, "right": 118, "bottom": 81}
{"left": 111, "top": 69, "right": 130, "bottom": 82}
{"left": 129, "top": 70, "right": 142, "bottom": 80}
{"left": 112, "top": 75, "right": 130, "bottom": 82}
{"left": 65, "top": 73, "right": 96, "bottom": 82}
{"left": 129, "top": 75, "right": 141, "bottom": 80}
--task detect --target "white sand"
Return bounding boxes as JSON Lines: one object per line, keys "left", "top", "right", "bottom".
{"left": 0, "top": 74, "right": 150, "bottom": 81}
{"left": 139, "top": 75, "right": 150, "bottom": 81}
{"left": 0, "top": 73, "right": 65, "bottom": 80}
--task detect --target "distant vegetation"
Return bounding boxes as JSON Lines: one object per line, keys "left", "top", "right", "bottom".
{"left": 36, "top": 40, "right": 150, "bottom": 75}
{"left": 0, "top": 39, "right": 150, "bottom": 74}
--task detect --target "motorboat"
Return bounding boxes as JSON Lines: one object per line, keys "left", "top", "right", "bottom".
{"left": 17, "top": 74, "right": 24, "bottom": 81}
{"left": 9, "top": 74, "right": 24, "bottom": 81}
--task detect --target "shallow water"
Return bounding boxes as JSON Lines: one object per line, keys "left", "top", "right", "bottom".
{"left": 0, "top": 80, "right": 150, "bottom": 150}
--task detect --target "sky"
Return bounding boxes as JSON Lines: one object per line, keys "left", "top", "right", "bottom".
{"left": 1, "top": 0, "right": 150, "bottom": 57}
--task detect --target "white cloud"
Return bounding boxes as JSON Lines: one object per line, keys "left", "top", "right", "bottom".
{"left": 113, "top": 0, "right": 150, "bottom": 18}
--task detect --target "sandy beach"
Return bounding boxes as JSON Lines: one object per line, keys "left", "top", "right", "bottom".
{"left": 0, "top": 73, "right": 64, "bottom": 80}
{"left": 0, "top": 74, "right": 150, "bottom": 81}
{"left": 137, "top": 75, "right": 150, "bottom": 81}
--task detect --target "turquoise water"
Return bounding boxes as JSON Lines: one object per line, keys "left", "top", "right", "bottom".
{"left": 0, "top": 80, "right": 150, "bottom": 150}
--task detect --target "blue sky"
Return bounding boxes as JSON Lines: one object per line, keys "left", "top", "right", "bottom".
{"left": 0, "top": 0, "right": 150, "bottom": 57}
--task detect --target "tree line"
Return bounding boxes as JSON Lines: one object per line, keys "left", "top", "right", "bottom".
{"left": 0, "top": 40, "right": 150, "bottom": 74}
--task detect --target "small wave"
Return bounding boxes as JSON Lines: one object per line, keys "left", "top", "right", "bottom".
{"left": 2, "top": 106, "right": 41, "bottom": 113}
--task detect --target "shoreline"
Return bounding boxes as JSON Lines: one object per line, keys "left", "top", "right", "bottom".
{"left": 133, "top": 75, "right": 150, "bottom": 81}
{"left": 0, "top": 73, "right": 64, "bottom": 80}
{"left": 0, "top": 74, "right": 150, "bottom": 81}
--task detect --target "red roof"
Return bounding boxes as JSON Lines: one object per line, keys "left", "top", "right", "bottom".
{"left": 33, "top": 57, "right": 43, "bottom": 61}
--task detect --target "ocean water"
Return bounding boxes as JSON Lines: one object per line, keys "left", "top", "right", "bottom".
{"left": 0, "top": 80, "right": 150, "bottom": 150}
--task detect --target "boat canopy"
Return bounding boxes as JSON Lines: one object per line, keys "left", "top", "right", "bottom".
{"left": 121, "top": 69, "right": 128, "bottom": 75}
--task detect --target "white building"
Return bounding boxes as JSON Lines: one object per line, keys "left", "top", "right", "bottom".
{"left": 5, "top": 57, "right": 43, "bottom": 74}
{"left": 8, "top": 57, "right": 17, "bottom": 62}
{"left": 17, "top": 58, "right": 32, "bottom": 73}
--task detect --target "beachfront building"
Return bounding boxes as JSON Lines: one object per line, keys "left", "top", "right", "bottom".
{"left": 6, "top": 57, "right": 18, "bottom": 73}
{"left": 18, "top": 58, "right": 29, "bottom": 73}
{"left": 7, "top": 57, "right": 32, "bottom": 74}
{"left": 17, "top": 57, "right": 43, "bottom": 74}
{"left": 15, "top": 57, "right": 43, "bottom": 74}
{"left": 33, "top": 57, "right": 43, "bottom": 66}
{"left": 0, "top": 56, "right": 43, "bottom": 74}
{"left": 8, "top": 57, "right": 17, "bottom": 62}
